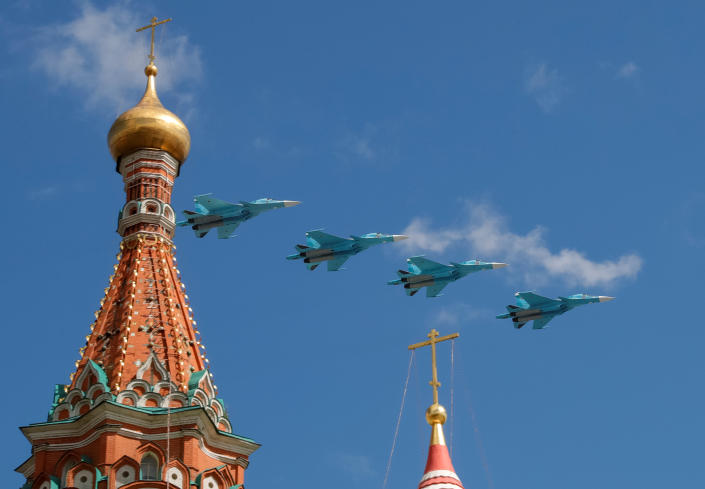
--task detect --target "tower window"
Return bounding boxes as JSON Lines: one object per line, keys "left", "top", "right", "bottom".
{"left": 140, "top": 453, "right": 160, "bottom": 480}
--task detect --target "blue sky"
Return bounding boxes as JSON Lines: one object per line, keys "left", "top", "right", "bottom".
{"left": 2, "top": 1, "right": 703, "bottom": 488}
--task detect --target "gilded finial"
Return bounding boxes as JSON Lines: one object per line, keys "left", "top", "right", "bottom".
{"left": 107, "top": 15, "right": 190, "bottom": 164}
{"left": 136, "top": 16, "right": 173, "bottom": 74}
{"left": 409, "top": 329, "right": 458, "bottom": 446}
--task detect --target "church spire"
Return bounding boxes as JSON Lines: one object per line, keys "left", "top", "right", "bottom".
{"left": 17, "top": 17, "right": 257, "bottom": 489}
{"left": 409, "top": 329, "right": 465, "bottom": 489}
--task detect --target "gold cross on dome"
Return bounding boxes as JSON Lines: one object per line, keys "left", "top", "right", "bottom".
{"left": 136, "top": 16, "right": 173, "bottom": 64}
{"left": 408, "top": 329, "right": 459, "bottom": 405}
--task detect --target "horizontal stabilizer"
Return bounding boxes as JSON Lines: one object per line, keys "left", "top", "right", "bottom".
{"left": 532, "top": 317, "right": 552, "bottom": 330}
{"left": 295, "top": 244, "right": 309, "bottom": 252}
{"left": 183, "top": 210, "right": 198, "bottom": 215}
{"left": 397, "top": 269, "right": 411, "bottom": 277}
{"left": 507, "top": 304, "right": 520, "bottom": 310}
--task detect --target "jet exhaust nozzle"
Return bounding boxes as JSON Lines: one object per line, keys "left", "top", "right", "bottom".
{"left": 404, "top": 279, "right": 435, "bottom": 289}
{"left": 304, "top": 255, "right": 334, "bottom": 264}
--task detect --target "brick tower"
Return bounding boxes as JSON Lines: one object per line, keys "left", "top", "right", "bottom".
{"left": 16, "top": 18, "right": 258, "bottom": 489}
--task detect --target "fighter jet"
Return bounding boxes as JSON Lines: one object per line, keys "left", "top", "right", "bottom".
{"left": 286, "top": 230, "right": 408, "bottom": 271}
{"left": 178, "top": 194, "right": 300, "bottom": 239}
{"left": 388, "top": 256, "right": 507, "bottom": 297}
{"left": 496, "top": 292, "right": 615, "bottom": 329}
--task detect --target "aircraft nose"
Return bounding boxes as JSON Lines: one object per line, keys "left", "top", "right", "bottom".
{"left": 283, "top": 201, "right": 301, "bottom": 207}
{"left": 392, "top": 235, "right": 409, "bottom": 241}
{"left": 598, "top": 296, "right": 615, "bottom": 302}
{"left": 492, "top": 262, "right": 508, "bottom": 269}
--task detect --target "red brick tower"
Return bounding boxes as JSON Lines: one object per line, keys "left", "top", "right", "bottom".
{"left": 16, "top": 18, "right": 258, "bottom": 489}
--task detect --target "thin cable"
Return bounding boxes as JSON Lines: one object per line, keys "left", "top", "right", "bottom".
{"left": 467, "top": 395, "right": 494, "bottom": 489}
{"left": 450, "top": 339, "right": 455, "bottom": 457}
{"left": 382, "top": 350, "right": 415, "bottom": 489}
{"left": 458, "top": 350, "right": 494, "bottom": 489}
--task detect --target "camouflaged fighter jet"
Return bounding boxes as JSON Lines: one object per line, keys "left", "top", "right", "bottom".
{"left": 388, "top": 256, "right": 507, "bottom": 297}
{"left": 496, "top": 291, "right": 614, "bottom": 329}
{"left": 178, "top": 194, "right": 300, "bottom": 239}
{"left": 286, "top": 230, "right": 408, "bottom": 271}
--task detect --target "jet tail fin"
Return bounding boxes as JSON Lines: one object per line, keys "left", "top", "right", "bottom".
{"left": 194, "top": 229, "right": 208, "bottom": 238}
{"left": 397, "top": 269, "right": 411, "bottom": 278}
{"left": 295, "top": 244, "right": 309, "bottom": 252}
{"left": 406, "top": 289, "right": 419, "bottom": 296}
{"left": 183, "top": 210, "right": 198, "bottom": 216}
{"left": 306, "top": 263, "right": 319, "bottom": 271}
{"left": 514, "top": 321, "right": 527, "bottom": 329}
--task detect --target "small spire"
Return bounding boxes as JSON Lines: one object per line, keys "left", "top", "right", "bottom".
{"left": 136, "top": 16, "right": 172, "bottom": 69}
{"left": 409, "top": 329, "right": 464, "bottom": 489}
{"left": 135, "top": 16, "right": 172, "bottom": 106}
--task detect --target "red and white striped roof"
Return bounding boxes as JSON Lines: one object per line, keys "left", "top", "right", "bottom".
{"left": 418, "top": 439, "right": 464, "bottom": 489}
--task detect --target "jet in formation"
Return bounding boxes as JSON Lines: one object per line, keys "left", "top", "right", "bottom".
{"left": 287, "top": 230, "right": 408, "bottom": 271}
{"left": 178, "top": 194, "right": 300, "bottom": 239}
{"left": 496, "top": 291, "right": 614, "bottom": 329}
{"left": 388, "top": 256, "right": 507, "bottom": 297}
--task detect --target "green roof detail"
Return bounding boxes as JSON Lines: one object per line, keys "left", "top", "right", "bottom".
{"left": 47, "top": 384, "right": 69, "bottom": 420}
{"left": 87, "top": 360, "right": 109, "bottom": 388}
{"left": 187, "top": 369, "right": 208, "bottom": 395}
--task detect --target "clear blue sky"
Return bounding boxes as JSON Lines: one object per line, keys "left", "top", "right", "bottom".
{"left": 2, "top": 1, "right": 703, "bottom": 488}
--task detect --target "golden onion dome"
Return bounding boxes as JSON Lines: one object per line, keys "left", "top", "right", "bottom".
{"left": 107, "top": 63, "right": 190, "bottom": 164}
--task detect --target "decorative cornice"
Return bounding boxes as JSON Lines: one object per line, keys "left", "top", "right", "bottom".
{"left": 119, "top": 149, "right": 179, "bottom": 177}
{"left": 118, "top": 208, "right": 176, "bottom": 236}
{"left": 21, "top": 401, "right": 259, "bottom": 457}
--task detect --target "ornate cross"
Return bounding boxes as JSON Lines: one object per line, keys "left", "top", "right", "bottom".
{"left": 408, "top": 329, "right": 459, "bottom": 404}
{"left": 136, "top": 16, "right": 173, "bottom": 64}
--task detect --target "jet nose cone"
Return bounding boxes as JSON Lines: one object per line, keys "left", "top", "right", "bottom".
{"left": 598, "top": 296, "right": 615, "bottom": 302}
{"left": 392, "top": 235, "right": 409, "bottom": 242}
{"left": 283, "top": 201, "right": 301, "bottom": 207}
{"left": 492, "top": 262, "right": 508, "bottom": 269}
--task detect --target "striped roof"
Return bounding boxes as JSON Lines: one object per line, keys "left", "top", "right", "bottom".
{"left": 418, "top": 439, "right": 464, "bottom": 489}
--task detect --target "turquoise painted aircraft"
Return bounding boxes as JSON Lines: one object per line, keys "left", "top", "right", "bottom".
{"left": 388, "top": 256, "right": 507, "bottom": 297}
{"left": 496, "top": 292, "right": 614, "bottom": 329}
{"left": 287, "top": 230, "right": 408, "bottom": 271}
{"left": 178, "top": 194, "right": 300, "bottom": 239}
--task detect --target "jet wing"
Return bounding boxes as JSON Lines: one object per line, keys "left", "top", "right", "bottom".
{"left": 516, "top": 292, "right": 557, "bottom": 308}
{"left": 407, "top": 256, "right": 448, "bottom": 274}
{"left": 216, "top": 222, "right": 240, "bottom": 239}
{"left": 306, "top": 230, "right": 347, "bottom": 248}
{"left": 194, "top": 194, "right": 238, "bottom": 215}
{"left": 327, "top": 255, "right": 350, "bottom": 271}
{"left": 426, "top": 282, "right": 449, "bottom": 298}
{"left": 532, "top": 317, "right": 553, "bottom": 330}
